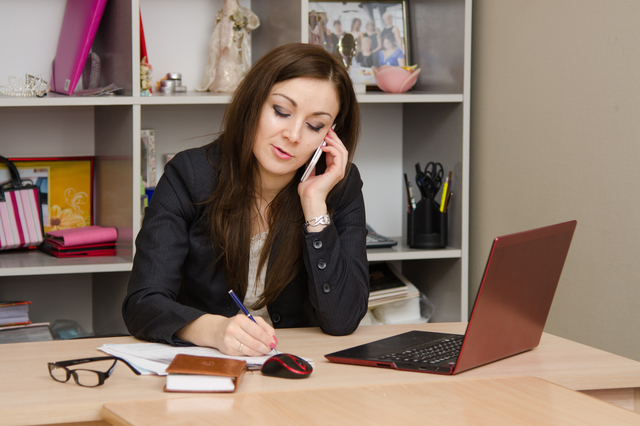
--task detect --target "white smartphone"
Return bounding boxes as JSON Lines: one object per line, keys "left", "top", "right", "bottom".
{"left": 300, "top": 140, "right": 326, "bottom": 182}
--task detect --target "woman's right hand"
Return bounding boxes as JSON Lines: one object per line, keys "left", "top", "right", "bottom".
{"left": 175, "top": 314, "right": 277, "bottom": 356}
{"left": 215, "top": 315, "right": 277, "bottom": 356}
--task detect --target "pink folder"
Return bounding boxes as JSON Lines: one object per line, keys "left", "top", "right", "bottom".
{"left": 51, "top": 0, "right": 108, "bottom": 95}
{"left": 46, "top": 226, "right": 117, "bottom": 247}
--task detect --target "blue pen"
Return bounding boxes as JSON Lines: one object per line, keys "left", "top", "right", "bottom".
{"left": 229, "top": 289, "right": 279, "bottom": 353}
{"left": 228, "top": 289, "right": 257, "bottom": 324}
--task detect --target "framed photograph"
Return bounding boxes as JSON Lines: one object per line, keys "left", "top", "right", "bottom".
{"left": 4, "top": 157, "right": 94, "bottom": 233}
{"left": 309, "top": 1, "right": 410, "bottom": 86}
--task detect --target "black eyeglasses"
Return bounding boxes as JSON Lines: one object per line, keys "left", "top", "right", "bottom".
{"left": 48, "top": 356, "right": 140, "bottom": 387}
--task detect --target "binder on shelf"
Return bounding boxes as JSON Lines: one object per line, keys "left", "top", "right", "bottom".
{"left": 51, "top": 0, "right": 108, "bottom": 95}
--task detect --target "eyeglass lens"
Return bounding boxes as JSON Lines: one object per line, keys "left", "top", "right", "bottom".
{"left": 49, "top": 365, "right": 70, "bottom": 382}
{"left": 71, "top": 369, "right": 103, "bottom": 387}
{"left": 50, "top": 365, "right": 104, "bottom": 387}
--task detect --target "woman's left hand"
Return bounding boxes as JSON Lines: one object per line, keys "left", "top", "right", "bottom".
{"left": 298, "top": 128, "right": 348, "bottom": 225}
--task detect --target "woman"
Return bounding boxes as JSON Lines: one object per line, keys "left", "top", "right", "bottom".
{"left": 381, "top": 11, "right": 404, "bottom": 53}
{"left": 356, "top": 36, "right": 374, "bottom": 68}
{"left": 350, "top": 18, "right": 364, "bottom": 53}
{"left": 330, "top": 20, "right": 346, "bottom": 57}
{"left": 364, "top": 20, "right": 382, "bottom": 67}
{"left": 123, "top": 44, "right": 369, "bottom": 357}
{"left": 379, "top": 32, "right": 406, "bottom": 67}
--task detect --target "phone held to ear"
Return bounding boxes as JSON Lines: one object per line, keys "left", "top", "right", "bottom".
{"left": 300, "top": 140, "right": 327, "bottom": 182}
{"left": 301, "top": 125, "right": 335, "bottom": 183}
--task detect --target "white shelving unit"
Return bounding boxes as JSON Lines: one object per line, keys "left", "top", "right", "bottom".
{"left": 0, "top": 0, "right": 471, "bottom": 334}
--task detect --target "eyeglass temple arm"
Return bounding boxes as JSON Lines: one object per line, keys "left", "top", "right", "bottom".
{"left": 113, "top": 357, "right": 142, "bottom": 376}
{"left": 52, "top": 356, "right": 115, "bottom": 368}
{"left": 51, "top": 356, "right": 141, "bottom": 375}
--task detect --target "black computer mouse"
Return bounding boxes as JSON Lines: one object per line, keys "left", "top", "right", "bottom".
{"left": 260, "top": 353, "right": 313, "bottom": 379}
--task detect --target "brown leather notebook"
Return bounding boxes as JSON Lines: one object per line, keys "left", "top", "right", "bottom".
{"left": 164, "top": 354, "right": 247, "bottom": 393}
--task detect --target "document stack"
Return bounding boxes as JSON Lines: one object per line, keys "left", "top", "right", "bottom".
{"left": 0, "top": 301, "right": 52, "bottom": 343}
{"left": 39, "top": 225, "right": 117, "bottom": 257}
{"left": 363, "top": 263, "right": 433, "bottom": 325}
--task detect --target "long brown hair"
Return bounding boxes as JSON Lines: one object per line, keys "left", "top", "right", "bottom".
{"left": 206, "top": 43, "right": 360, "bottom": 309}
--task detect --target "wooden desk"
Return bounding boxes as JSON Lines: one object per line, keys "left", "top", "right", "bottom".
{"left": 101, "top": 377, "right": 640, "bottom": 426}
{"left": 1, "top": 323, "right": 640, "bottom": 425}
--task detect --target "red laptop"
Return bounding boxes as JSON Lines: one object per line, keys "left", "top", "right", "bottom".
{"left": 325, "top": 220, "right": 577, "bottom": 375}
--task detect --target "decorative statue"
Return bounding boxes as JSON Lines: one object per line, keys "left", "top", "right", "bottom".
{"left": 195, "top": 0, "right": 260, "bottom": 93}
{"left": 140, "top": 57, "right": 153, "bottom": 96}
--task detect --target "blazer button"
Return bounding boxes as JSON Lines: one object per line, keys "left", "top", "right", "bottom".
{"left": 272, "top": 313, "right": 281, "bottom": 324}
{"left": 322, "top": 283, "right": 331, "bottom": 293}
{"left": 317, "top": 260, "right": 327, "bottom": 270}
{"left": 313, "top": 239, "right": 323, "bottom": 249}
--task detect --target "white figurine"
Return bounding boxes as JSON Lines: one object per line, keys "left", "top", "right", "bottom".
{"left": 196, "top": 0, "right": 260, "bottom": 93}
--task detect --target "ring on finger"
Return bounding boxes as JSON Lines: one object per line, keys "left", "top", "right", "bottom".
{"left": 239, "top": 342, "right": 244, "bottom": 353}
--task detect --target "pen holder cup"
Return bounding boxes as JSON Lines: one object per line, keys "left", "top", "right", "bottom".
{"left": 407, "top": 199, "right": 448, "bottom": 249}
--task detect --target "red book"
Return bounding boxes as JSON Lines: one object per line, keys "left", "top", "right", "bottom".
{"left": 45, "top": 249, "right": 116, "bottom": 258}
{"left": 40, "top": 239, "right": 116, "bottom": 258}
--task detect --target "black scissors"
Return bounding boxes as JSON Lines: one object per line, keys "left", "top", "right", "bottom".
{"left": 415, "top": 162, "right": 444, "bottom": 200}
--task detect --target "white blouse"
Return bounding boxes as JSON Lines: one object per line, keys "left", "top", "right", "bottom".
{"left": 242, "top": 231, "right": 273, "bottom": 326}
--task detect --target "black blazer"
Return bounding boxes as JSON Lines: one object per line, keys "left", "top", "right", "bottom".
{"left": 123, "top": 144, "right": 369, "bottom": 345}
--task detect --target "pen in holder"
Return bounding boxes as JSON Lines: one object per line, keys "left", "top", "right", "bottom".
{"left": 407, "top": 198, "right": 448, "bottom": 249}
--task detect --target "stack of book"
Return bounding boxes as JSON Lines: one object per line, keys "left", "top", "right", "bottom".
{"left": 39, "top": 226, "right": 117, "bottom": 258}
{"left": 368, "top": 263, "right": 419, "bottom": 309}
{"left": 365, "top": 263, "right": 427, "bottom": 325}
{"left": 0, "top": 301, "right": 30, "bottom": 326}
{"left": 0, "top": 301, "right": 52, "bottom": 344}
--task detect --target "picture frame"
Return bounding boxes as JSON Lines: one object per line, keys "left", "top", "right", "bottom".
{"left": 4, "top": 157, "right": 94, "bottom": 233}
{"left": 309, "top": 1, "right": 410, "bottom": 86}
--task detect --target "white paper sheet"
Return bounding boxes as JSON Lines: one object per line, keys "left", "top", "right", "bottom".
{"left": 99, "top": 342, "right": 278, "bottom": 375}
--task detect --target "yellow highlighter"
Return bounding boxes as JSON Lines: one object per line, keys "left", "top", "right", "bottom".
{"left": 440, "top": 171, "right": 452, "bottom": 212}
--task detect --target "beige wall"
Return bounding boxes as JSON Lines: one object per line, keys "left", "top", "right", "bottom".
{"left": 470, "top": 1, "right": 640, "bottom": 361}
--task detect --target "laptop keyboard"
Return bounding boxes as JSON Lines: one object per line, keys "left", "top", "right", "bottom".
{"left": 377, "top": 336, "right": 463, "bottom": 364}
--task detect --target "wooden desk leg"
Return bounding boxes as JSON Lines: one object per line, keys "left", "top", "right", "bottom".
{"left": 635, "top": 388, "right": 640, "bottom": 414}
